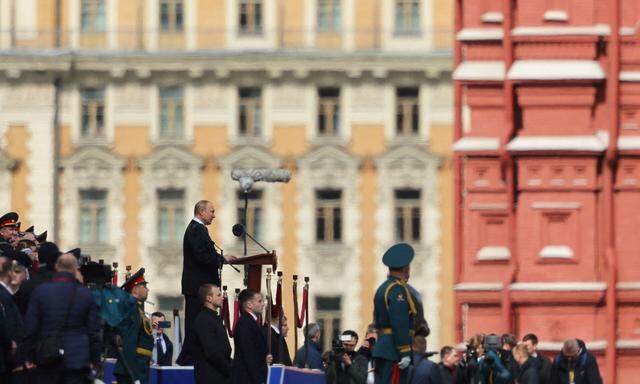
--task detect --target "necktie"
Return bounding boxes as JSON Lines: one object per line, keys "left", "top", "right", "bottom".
{"left": 156, "top": 337, "right": 164, "bottom": 356}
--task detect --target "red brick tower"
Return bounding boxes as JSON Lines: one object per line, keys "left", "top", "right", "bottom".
{"left": 453, "top": 1, "right": 640, "bottom": 382}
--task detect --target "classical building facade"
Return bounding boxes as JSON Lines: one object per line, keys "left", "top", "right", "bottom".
{"left": 454, "top": 0, "right": 640, "bottom": 381}
{"left": 0, "top": 0, "right": 454, "bottom": 350}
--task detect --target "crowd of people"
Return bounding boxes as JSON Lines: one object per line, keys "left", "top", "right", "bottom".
{"left": 0, "top": 202, "right": 607, "bottom": 384}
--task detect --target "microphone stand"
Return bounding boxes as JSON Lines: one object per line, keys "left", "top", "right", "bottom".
{"left": 213, "top": 241, "right": 240, "bottom": 273}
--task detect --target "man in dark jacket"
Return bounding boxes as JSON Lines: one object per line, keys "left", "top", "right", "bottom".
{"left": 193, "top": 284, "right": 232, "bottom": 384}
{"left": 325, "top": 330, "right": 368, "bottom": 384}
{"left": 151, "top": 312, "right": 173, "bottom": 366}
{"left": 0, "top": 256, "right": 23, "bottom": 380}
{"left": 24, "top": 253, "right": 101, "bottom": 384}
{"left": 0, "top": 303, "right": 12, "bottom": 384}
{"left": 408, "top": 335, "right": 442, "bottom": 384}
{"left": 294, "top": 323, "right": 324, "bottom": 370}
{"left": 231, "top": 289, "right": 272, "bottom": 384}
{"left": 179, "top": 200, "right": 237, "bottom": 365}
{"left": 438, "top": 345, "right": 463, "bottom": 384}
{"left": 551, "top": 339, "right": 602, "bottom": 384}
{"left": 14, "top": 242, "right": 62, "bottom": 315}
{"left": 263, "top": 315, "right": 292, "bottom": 366}
{"left": 513, "top": 343, "right": 539, "bottom": 384}
{"left": 523, "top": 333, "right": 552, "bottom": 384}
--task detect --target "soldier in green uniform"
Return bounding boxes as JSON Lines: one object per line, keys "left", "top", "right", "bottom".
{"left": 372, "top": 243, "right": 419, "bottom": 384}
{"left": 114, "top": 269, "right": 154, "bottom": 384}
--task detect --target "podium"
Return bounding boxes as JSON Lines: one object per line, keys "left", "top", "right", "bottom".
{"left": 228, "top": 251, "right": 277, "bottom": 292}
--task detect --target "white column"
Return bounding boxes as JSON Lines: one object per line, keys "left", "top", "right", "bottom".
{"left": 69, "top": 0, "right": 80, "bottom": 48}
{"left": 0, "top": 0, "right": 10, "bottom": 49}
{"left": 186, "top": 0, "right": 197, "bottom": 50}
{"left": 343, "top": 0, "right": 354, "bottom": 51}
{"left": 107, "top": 0, "right": 118, "bottom": 49}
{"left": 145, "top": 0, "right": 159, "bottom": 51}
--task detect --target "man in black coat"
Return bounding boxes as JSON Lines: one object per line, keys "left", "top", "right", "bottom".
{"left": 151, "top": 312, "right": 174, "bottom": 367}
{"left": 263, "top": 315, "right": 292, "bottom": 366}
{"left": 0, "top": 256, "right": 23, "bottom": 380}
{"left": 523, "top": 333, "right": 552, "bottom": 384}
{"left": 192, "top": 284, "right": 232, "bottom": 384}
{"left": 24, "top": 253, "right": 101, "bottom": 384}
{"left": 14, "top": 242, "right": 62, "bottom": 315}
{"left": 231, "top": 289, "right": 272, "bottom": 384}
{"left": 513, "top": 343, "right": 540, "bottom": 384}
{"left": 179, "top": 200, "right": 237, "bottom": 365}
{"left": 551, "top": 339, "right": 602, "bottom": 384}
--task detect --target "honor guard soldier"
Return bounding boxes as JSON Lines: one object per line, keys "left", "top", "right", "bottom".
{"left": 114, "top": 269, "right": 155, "bottom": 384}
{"left": 372, "top": 243, "right": 419, "bottom": 384}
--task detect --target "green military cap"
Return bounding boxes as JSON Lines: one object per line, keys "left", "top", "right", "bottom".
{"left": 382, "top": 243, "right": 414, "bottom": 268}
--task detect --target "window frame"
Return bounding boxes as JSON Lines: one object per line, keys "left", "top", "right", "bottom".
{"left": 78, "top": 189, "right": 108, "bottom": 245}
{"left": 317, "top": 88, "right": 341, "bottom": 137}
{"left": 157, "top": 188, "right": 185, "bottom": 246}
{"left": 238, "top": 0, "right": 263, "bottom": 35}
{"left": 315, "top": 189, "right": 342, "bottom": 243}
{"left": 236, "top": 189, "right": 263, "bottom": 241}
{"left": 159, "top": 86, "right": 185, "bottom": 139}
{"left": 394, "top": 189, "right": 422, "bottom": 242}
{"left": 238, "top": 88, "right": 263, "bottom": 137}
{"left": 317, "top": 0, "right": 342, "bottom": 32}
{"left": 160, "top": 0, "right": 185, "bottom": 33}
{"left": 80, "top": 88, "right": 106, "bottom": 139}
{"left": 394, "top": 0, "right": 421, "bottom": 36}
{"left": 81, "top": 0, "right": 106, "bottom": 33}
{"left": 395, "top": 87, "right": 420, "bottom": 137}
{"left": 316, "top": 296, "right": 342, "bottom": 352}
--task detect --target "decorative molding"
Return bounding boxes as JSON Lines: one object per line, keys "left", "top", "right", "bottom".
{"left": 454, "top": 282, "right": 503, "bottom": 291}
{"left": 507, "top": 60, "right": 605, "bottom": 81}
{"left": 476, "top": 246, "right": 510, "bottom": 261}
{"left": 509, "top": 282, "right": 607, "bottom": 291}
{"left": 469, "top": 203, "right": 508, "bottom": 211}
{"left": 532, "top": 202, "right": 582, "bottom": 210}
{"left": 507, "top": 135, "right": 607, "bottom": 152}
{"left": 537, "top": 340, "right": 607, "bottom": 351}
{"left": 456, "top": 28, "right": 503, "bottom": 41}
{"left": 453, "top": 137, "right": 500, "bottom": 152}
{"left": 543, "top": 10, "right": 569, "bottom": 22}
{"left": 538, "top": 245, "right": 574, "bottom": 259}
{"left": 453, "top": 61, "right": 505, "bottom": 81}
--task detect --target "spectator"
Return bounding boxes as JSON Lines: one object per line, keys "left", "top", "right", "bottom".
{"left": 478, "top": 334, "right": 512, "bottom": 384}
{"left": 438, "top": 345, "right": 462, "bottom": 384}
{"left": 325, "top": 330, "right": 368, "bottom": 384}
{"left": 0, "top": 256, "right": 22, "bottom": 380}
{"left": 551, "top": 339, "right": 602, "bottom": 384}
{"left": 0, "top": 303, "right": 12, "bottom": 384}
{"left": 500, "top": 333, "right": 519, "bottom": 379}
{"left": 7, "top": 250, "right": 30, "bottom": 293}
{"left": 193, "top": 284, "right": 231, "bottom": 384}
{"left": 230, "top": 289, "right": 271, "bottom": 384}
{"left": 24, "top": 253, "right": 101, "bottom": 384}
{"left": 357, "top": 324, "right": 376, "bottom": 384}
{"left": 294, "top": 323, "right": 324, "bottom": 370}
{"left": 522, "top": 333, "right": 552, "bottom": 384}
{"left": 263, "top": 315, "right": 292, "bottom": 366}
{"left": 151, "top": 312, "right": 174, "bottom": 367}
{"left": 408, "top": 335, "right": 441, "bottom": 384}
{"left": 14, "top": 242, "right": 62, "bottom": 315}
{"left": 513, "top": 342, "right": 539, "bottom": 384}
{"left": 501, "top": 334, "right": 517, "bottom": 352}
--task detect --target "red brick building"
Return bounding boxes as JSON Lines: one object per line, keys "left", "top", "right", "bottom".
{"left": 453, "top": 1, "right": 640, "bottom": 382}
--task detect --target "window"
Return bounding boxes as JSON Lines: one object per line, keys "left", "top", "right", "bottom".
{"left": 396, "top": 87, "right": 419, "bottom": 136}
{"left": 395, "top": 0, "right": 421, "bottom": 35}
{"left": 316, "top": 296, "right": 341, "bottom": 352}
{"left": 81, "top": 88, "right": 105, "bottom": 139}
{"left": 238, "top": 88, "right": 262, "bottom": 137}
{"left": 81, "top": 0, "right": 106, "bottom": 32}
{"left": 79, "top": 189, "right": 108, "bottom": 244}
{"left": 317, "top": 0, "right": 341, "bottom": 32}
{"left": 160, "top": 0, "right": 184, "bottom": 32}
{"left": 157, "top": 295, "right": 184, "bottom": 311}
{"left": 239, "top": 0, "right": 262, "bottom": 34}
{"left": 237, "top": 189, "right": 263, "bottom": 240}
{"left": 317, "top": 88, "right": 340, "bottom": 136}
{"left": 157, "top": 189, "right": 185, "bottom": 245}
{"left": 394, "top": 189, "right": 421, "bottom": 242}
{"left": 159, "top": 87, "right": 184, "bottom": 139}
{"left": 315, "top": 189, "right": 342, "bottom": 242}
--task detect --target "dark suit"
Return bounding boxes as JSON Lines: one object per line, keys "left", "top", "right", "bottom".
{"left": 13, "top": 269, "right": 53, "bottom": 315}
{"left": 180, "top": 219, "right": 223, "bottom": 364}
{"left": 0, "top": 302, "right": 12, "bottom": 384}
{"left": 154, "top": 333, "right": 173, "bottom": 367}
{"left": 0, "top": 282, "right": 22, "bottom": 374}
{"left": 263, "top": 326, "right": 292, "bottom": 366}
{"left": 231, "top": 312, "right": 268, "bottom": 384}
{"left": 193, "top": 307, "right": 231, "bottom": 384}
{"left": 24, "top": 272, "right": 101, "bottom": 384}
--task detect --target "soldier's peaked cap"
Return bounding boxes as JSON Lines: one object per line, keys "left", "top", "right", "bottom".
{"left": 121, "top": 268, "right": 147, "bottom": 292}
{"left": 382, "top": 243, "right": 414, "bottom": 268}
{"left": 0, "top": 212, "right": 19, "bottom": 228}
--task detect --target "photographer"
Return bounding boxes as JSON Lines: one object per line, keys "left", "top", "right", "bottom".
{"left": 356, "top": 324, "right": 376, "bottom": 384}
{"left": 478, "top": 334, "right": 513, "bottom": 384}
{"left": 151, "top": 312, "right": 173, "bottom": 367}
{"left": 459, "top": 333, "right": 484, "bottom": 384}
{"left": 325, "top": 330, "right": 367, "bottom": 384}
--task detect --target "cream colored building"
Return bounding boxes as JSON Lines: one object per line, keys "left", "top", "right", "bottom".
{"left": 0, "top": 0, "right": 453, "bottom": 351}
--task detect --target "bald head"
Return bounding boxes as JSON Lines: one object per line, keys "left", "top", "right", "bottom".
{"left": 55, "top": 253, "right": 79, "bottom": 274}
{"left": 194, "top": 200, "right": 215, "bottom": 225}
{"left": 562, "top": 339, "right": 581, "bottom": 357}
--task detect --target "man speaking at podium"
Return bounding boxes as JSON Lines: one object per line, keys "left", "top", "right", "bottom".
{"left": 178, "top": 200, "right": 237, "bottom": 365}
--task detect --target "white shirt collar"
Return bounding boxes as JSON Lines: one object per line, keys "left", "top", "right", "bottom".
{"left": 0, "top": 281, "right": 13, "bottom": 295}
{"left": 247, "top": 311, "right": 258, "bottom": 321}
{"left": 193, "top": 217, "right": 204, "bottom": 225}
{"left": 271, "top": 324, "right": 280, "bottom": 335}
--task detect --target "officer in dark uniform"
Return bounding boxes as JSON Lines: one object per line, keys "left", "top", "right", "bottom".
{"left": 372, "top": 243, "right": 420, "bottom": 384}
{"left": 0, "top": 212, "right": 19, "bottom": 253}
{"left": 114, "top": 269, "right": 154, "bottom": 384}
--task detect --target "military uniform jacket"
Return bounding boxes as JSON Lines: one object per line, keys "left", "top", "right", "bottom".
{"left": 372, "top": 275, "right": 417, "bottom": 362}
{"left": 114, "top": 300, "right": 155, "bottom": 383}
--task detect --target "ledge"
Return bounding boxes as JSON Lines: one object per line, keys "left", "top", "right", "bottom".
{"left": 537, "top": 340, "right": 607, "bottom": 352}
{"left": 509, "top": 282, "right": 607, "bottom": 291}
{"left": 511, "top": 25, "right": 610, "bottom": 37}
{"left": 457, "top": 28, "right": 503, "bottom": 41}
{"left": 453, "top": 61, "right": 505, "bottom": 81}
{"left": 454, "top": 282, "right": 503, "bottom": 291}
{"left": 538, "top": 245, "right": 574, "bottom": 259}
{"left": 453, "top": 137, "right": 500, "bottom": 152}
{"left": 506, "top": 134, "right": 608, "bottom": 153}
{"left": 618, "top": 136, "right": 640, "bottom": 150}
{"left": 543, "top": 10, "right": 569, "bottom": 22}
{"left": 481, "top": 12, "right": 504, "bottom": 24}
{"left": 476, "top": 246, "right": 511, "bottom": 261}
{"left": 507, "top": 60, "right": 605, "bottom": 81}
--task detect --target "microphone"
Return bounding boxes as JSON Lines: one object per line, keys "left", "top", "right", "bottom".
{"left": 232, "top": 224, "right": 245, "bottom": 237}
{"left": 231, "top": 169, "right": 292, "bottom": 192}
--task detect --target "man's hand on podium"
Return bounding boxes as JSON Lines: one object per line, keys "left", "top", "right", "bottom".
{"left": 224, "top": 254, "right": 239, "bottom": 263}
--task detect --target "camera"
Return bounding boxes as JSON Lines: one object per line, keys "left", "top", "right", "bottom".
{"left": 79, "top": 257, "right": 113, "bottom": 287}
{"left": 483, "top": 334, "right": 506, "bottom": 366}
{"left": 331, "top": 338, "right": 346, "bottom": 362}
{"left": 157, "top": 321, "right": 172, "bottom": 329}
